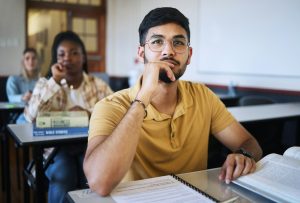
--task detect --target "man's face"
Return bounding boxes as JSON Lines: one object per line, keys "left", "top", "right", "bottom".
{"left": 139, "top": 23, "right": 192, "bottom": 83}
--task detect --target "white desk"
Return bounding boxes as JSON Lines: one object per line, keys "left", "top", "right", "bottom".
{"left": 67, "top": 168, "right": 273, "bottom": 203}
{"left": 7, "top": 123, "right": 88, "bottom": 203}
{"left": 7, "top": 123, "right": 87, "bottom": 146}
{"left": 228, "top": 102, "right": 300, "bottom": 123}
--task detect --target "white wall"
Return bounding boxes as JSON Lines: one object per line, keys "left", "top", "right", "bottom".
{"left": 0, "top": 0, "right": 25, "bottom": 75}
{"left": 1, "top": 0, "right": 299, "bottom": 91}
{"left": 107, "top": 0, "right": 300, "bottom": 91}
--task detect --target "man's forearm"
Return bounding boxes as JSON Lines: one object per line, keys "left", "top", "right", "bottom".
{"left": 239, "top": 137, "right": 263, "bottom": 161}
{"left": 84, "top": 102, "right": 145, "bottom": 196}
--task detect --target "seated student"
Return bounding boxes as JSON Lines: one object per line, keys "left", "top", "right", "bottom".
{"left": 6, "top": 48, "right": 40, "bottom": 123}
{"left": 24, "top": 31, "right": 113, "bottom": 203}
{"left": 83, "top": 7, "right": 263, "bottom": 196}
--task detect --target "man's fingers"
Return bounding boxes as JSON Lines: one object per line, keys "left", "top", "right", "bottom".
{"left": 219, "top": 154, "right": 257, "bottom": 184}
{"left": 232, "top": 155, "right": 244, "bottom": 179}
{"left": 241, "top": 158, "right": 253, "bottom": 175}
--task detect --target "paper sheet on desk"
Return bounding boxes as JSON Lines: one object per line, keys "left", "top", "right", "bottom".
{"left": 110, "top": 175, "right": 214, "bottom": 203}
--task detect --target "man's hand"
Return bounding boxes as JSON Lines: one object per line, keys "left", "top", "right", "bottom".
{"left": 51, "top": 63, "right": 67, "bottom": 84}
{"left": 218, "top": 153, "right": 256, "bottom": 184}
{"left": 137, "top": 61, "right": 175, "bottom": 105}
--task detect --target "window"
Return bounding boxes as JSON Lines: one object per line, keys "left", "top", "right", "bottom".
{"left": 27, "top": 0, "right": 106, "bottom": 74}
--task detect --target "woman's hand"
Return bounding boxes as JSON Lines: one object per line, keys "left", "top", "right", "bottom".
{"left": 22, "top": 90, "right": 32, "bottom": 103}
{"left": 51, "top": 63, "right": 67, "bottom": 84}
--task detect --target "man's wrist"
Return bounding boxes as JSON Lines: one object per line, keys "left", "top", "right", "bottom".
{"left": 131, "top": 99, "right": 147, "bottom": 118}
{"left": 235, "top": 148, "right": 254, "bottom": 159}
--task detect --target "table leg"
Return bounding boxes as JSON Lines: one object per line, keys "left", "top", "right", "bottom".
{"left": 33, "top": 146, "right": 47, "bottom": 203}
{"left": 1, "top": 133, "right": 5, "bottom": 192}
{"left": 2, "top": 133, "right": 11, "bottom": 203}
{"left": 22, "top": 147, "right": 30, "bottom": 203}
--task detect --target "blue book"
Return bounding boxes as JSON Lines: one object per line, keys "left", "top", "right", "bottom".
{"left": 33, "top": 126, "right": 89, "bottom": 136}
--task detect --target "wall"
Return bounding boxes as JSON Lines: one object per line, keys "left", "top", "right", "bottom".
{"left": 106, "top": 0, "right": 300, "bottom": 92}
{"left": 0, "top": 0, "right": 25, "bottom": 76}
{"left": 0, "top": 0, "right": 299, "bottom": 92}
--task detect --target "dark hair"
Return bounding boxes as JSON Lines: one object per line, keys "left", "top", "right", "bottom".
{"left": 47, "top": 30, "right": 88, "bottom": 77}
{"left": 23, "top": 47, "right": 37, "bottom": 55}
{"left": 138, "top": 7, "right": 190, "bottom": 45}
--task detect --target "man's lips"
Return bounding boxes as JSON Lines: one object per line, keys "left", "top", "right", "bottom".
{"left": 161, "top": 59, "right": 180, "bottom": 65}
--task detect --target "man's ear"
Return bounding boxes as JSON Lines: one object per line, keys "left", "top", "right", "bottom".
{"left": 186, "top": 47, "right": 193, "bottom": 65}
{"left": 137, "top": 46, "right": 145, "bottom": 63}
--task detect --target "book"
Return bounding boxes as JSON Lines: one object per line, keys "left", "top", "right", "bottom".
{"left": 33, "top": 125, "right": 88, "bottom": 136}
{"left": 233, "top": 146, "right": 300, "bottom": 203}
{"left": 36, "top": 111, "right": 89, "bottom": 128}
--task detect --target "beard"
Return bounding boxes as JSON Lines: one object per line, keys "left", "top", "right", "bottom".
{"left": 144, "top": 56, "right": 187, "bottom": 84}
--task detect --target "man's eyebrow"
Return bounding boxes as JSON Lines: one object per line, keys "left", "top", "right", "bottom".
{"left": 149, "top": 34, "right": 164, "bottom": 39}
{"left": 173, "top": 34, "right": 187, "bottom": 39}
{"left": 148, "top": 34, "right": 187, "bottom": 40}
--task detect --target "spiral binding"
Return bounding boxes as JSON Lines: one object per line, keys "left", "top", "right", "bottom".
{"left": 171, "top": 174, "right": 220, "bottom": 202}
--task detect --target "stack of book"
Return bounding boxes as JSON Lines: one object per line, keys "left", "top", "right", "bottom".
{"left": 33, "top": 111, "right": 89, "bottom": 136}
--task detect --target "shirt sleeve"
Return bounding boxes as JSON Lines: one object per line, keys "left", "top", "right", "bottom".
{"left": 24, "top": 77, "right": 61, "bottom": 122}
{"left": 6, "top": 76, "right": 22, "bottom": 102}
{"left": 206, "top": 88, "right": 236, "bottom": 134}
{"left": 88, "top": 95, "right": 128, "bottom": 141}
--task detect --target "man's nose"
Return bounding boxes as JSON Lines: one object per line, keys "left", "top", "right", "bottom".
{"left": 161, "top": 41, "right": 175, "bottom": 56}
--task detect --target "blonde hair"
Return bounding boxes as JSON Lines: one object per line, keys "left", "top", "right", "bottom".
{"left": 21, "top": 48, "right": 40, "bottom": 80}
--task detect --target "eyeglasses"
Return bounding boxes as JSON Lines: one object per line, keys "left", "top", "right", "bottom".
{"left": 144, "top": 37, "right": 190, "bottom": 54}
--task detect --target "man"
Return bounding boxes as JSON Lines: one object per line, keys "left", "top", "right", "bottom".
{"left": 84, "top": 7, "right": 262, "bottom": 196}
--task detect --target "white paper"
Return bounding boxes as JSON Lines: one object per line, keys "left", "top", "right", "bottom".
{"left": 110, "top": 175, "right": 215, "bottom": 203}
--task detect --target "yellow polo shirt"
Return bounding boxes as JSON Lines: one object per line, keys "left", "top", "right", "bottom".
{"left": 89, "top": 80, "right": 235, "bottom": 181}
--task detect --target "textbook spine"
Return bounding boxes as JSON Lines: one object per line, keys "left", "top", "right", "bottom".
{"left": 33, "top": 126, "right": 88, "bottom": 136}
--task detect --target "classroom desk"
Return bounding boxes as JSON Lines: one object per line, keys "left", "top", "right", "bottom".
{"left": 228, "top": 102, "right": 300, "bottom": 123}
{"left": 66, "top": 168, "right": 273, "bottom": 203}
{"left": 7, "top": 123, "right": 88, "bottom": 203}
{"left": 0, "top": 102, "right": 24, "bottom": 203}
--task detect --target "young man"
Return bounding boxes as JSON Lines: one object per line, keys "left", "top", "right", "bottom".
{"left": 84, "top": 7, "right": 262, "bottom": 196}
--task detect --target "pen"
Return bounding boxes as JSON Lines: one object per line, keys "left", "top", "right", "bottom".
{"left": 221, "top": 196, "right": 239, "bottom": 203}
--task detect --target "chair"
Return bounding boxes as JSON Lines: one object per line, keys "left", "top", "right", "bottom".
{"left": 90, "top": 72, "right": 110, "bottom": 84}
{"left": 109, "top": 76, "right": 129, "bottom": 91}
{"left": 238, "top": 95, "right": 275, "bottom": 106}
{"left": 0, "top": 76, "right": 22, "bottom": 201}
{"left": 238, "top": 95, "right": 284, "bottom": 156}
{"left": 0, "top": 76, "right": 9, "bottom": 102}
{"left": 25, "top": 147, "right": 58, "bottom": 189}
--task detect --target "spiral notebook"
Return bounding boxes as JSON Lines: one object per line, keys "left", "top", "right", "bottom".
{"left": 171, "top": 174, "right": 219, "bottom": 202}
{"left": 110, "top": 174, "right": 219, "bottom": 203}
